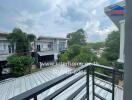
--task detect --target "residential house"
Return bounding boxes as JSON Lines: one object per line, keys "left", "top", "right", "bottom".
{"left": 0, "top": 32, "right": 68, "bottom": 64}
{"left": 0, "top": 33, "right": 14, "bottom": 67}
{"left": 36, "top": 36, "right": 68, "bottom": 62}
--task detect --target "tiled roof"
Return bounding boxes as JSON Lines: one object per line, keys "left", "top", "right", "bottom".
{"left": 0, "top": 65, "right": 123, "bottom": 100}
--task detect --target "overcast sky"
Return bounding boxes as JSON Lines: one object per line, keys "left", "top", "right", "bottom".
{"left": 0, "top": 0, "right": 122, "bottom": 42}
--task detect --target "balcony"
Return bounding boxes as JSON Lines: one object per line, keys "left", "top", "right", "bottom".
{"left": 0, "top": 63, "right": 123, "bottom": 100}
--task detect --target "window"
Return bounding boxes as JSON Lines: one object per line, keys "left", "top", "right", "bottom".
{"left": 3, "top": 44, "right": 6, "bottom": 50}
{"left": 59, "top": 42, "right": 65, "bottom": 51}
{"left": 8, "top": 45, "right": 11, "bottom": 53}
{"left": 48, "top": 42, "right": 53, "bottom": 50}
{"left": 37, "top": 45, "right": 41, "bottom": 51}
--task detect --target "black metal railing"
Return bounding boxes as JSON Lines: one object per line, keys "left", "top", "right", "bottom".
{"left": 91, "top": 64, "right": 123, "bottom": 100}
{"left": 9, "top": 63, "right": 123, "bottom": 100}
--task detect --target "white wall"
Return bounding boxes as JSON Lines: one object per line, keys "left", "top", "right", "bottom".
{"left": 37, "top": 39, "right": 68, "bottom": 53}
{"left": 0, "top": 40, "right": 10, "bottom": 54}
{"left": 118, "top": 20, "right": 125, "bottom": 63}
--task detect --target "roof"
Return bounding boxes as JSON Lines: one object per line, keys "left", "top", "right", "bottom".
{"left": 0, "top": 32, "right": 9, "bottom": 41}
{"left": 38, "top": 36, "right": 69, "bottom": 40}
{"left": 0, "top": 33, "right": 8, "bottom": 38}
{"left": 0, "top": 65, "right": 123, "bottom": 100}
{"left": 104, "top": 1, "right": 125, "bottom": 28}
{"left": 37, "top": 51, "right": 58, "bottom": 56}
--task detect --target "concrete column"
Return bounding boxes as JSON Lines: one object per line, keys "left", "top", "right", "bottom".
{"left": 124, "top": 0, "right": 132, "bottom": 99}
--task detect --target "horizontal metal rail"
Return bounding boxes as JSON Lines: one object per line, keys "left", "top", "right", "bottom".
{"left": 9, "top": 73, "right": 75, "bottom": 100}
{"left": 80, "top": 93, "right": 86, "bottom": 100}
{"left": 67, "top": 83, "right": 86, "bottom": 100}
{"left": 94, "top": 83, "right": 112, "bottom": 93}
{"left": 94, "top": 93, "right": 106, "bottom": 100}
{"left": 94, "top": 72, "right": 113, "bottom": 82}
{"left": 43, "top": 74, "right": 85, "bottom": 100}
{"left": 9, "top": 63, "right": 123, "bottom": 100}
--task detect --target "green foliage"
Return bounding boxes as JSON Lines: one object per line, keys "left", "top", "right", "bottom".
{"left": 7, "top": 28, "right": 37, "bottom": 76}
{"left": 103, "top": 31, "right": 120, "bottom": 61}
{"left": 7, "top": 28, "right": 29, "bottom": 55}
{"left": 68, "top": 44, "right": 81, "bottom": 60}
{"left": 7, "top": 28, "right": 36, "bottom": 55}
{"left": 59, "top": 45, "right": 97, "bottom": 63}
{"left": 67, "top": 29, "right": 86, "bottom": 46}
{"left": 7, "top": 55, "right": 35, "bottom": 76}
{"left": 59, "top": 29, "right": 98, "bottom": 64}
{"left": 58, "top": 52, "right": 68, "bottom": 62}
{"left": 97, "top": 57, "right": 109, "bottom": 66}
{"left": 27, "top": 34, "right": 36, "bottom": 42}
{"left": 89, "top": 42, "right": 105, "bottom": 50}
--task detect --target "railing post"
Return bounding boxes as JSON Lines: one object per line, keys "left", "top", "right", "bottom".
{"left": 34, "top": 95, "right": 37, "bottom": 100}
{"left": 112, "top": 68, "right": 115, "bottom": 100}
{"left": 92, "top": 65, "right": 95, "bottom": 100}
{"left": 86, "top": 66, "right": 90, "bottom": 100}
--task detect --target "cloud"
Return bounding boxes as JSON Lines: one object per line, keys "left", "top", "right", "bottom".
{"left": 84, "top": 20, "right": 118, "bottom": 42}
{"left": 0, "top": 0, "right": 121, "bottom": 42}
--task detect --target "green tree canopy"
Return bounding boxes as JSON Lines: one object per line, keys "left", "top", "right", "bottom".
{"left": 7, "top": 55, "right": 35, "bottom": 76}
{"left": 88, "top": 42, "right": 105, "bottom": 50}
{"left": 27, "top": 34, "right": 36, "bottom": 42}
{"left": 67, "top": 29, "right": 86, "bottom": 46}
{"left": 103, "top": 31, "right": 120, "bottom": 62}
{"left": 7, "top": 28, "right": 36, "bottom": 55}
{"left": 68, "top": 44, "right": 81, "bottom": 60}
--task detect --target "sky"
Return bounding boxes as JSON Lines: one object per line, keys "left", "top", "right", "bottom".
{"left": 0, "top": 0, "right": 122, "bottom": 42}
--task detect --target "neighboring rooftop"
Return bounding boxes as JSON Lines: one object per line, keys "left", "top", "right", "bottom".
{"left": 38, "top": 36, "right": 69, "bottom": 40}
{"left": 0, "top": 32, "right": 8, "bottom": 37}
{"left": 0, "top": 65, "right": 123, "bottom": 100}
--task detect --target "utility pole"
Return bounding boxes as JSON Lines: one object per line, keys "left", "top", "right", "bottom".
{"left": 124, "top": 0, "right": 132, "bottom": 100}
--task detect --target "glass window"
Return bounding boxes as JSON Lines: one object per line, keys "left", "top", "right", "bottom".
{"left": 8, "top": 45, "right": 11, "bottom": 53}
{"left": 37, "top": 45, "right": 41, "bottom": 51}
{"left": 59, "top": 42, "right": 65, "bottom": 51}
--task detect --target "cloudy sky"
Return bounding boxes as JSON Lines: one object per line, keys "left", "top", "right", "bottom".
{"left": 0, "top": 0, "right": 121, "bottom": 42}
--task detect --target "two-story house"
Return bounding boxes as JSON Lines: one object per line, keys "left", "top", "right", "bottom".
{"left": 36, "top": 36, "right": 68, "bottom": 62}
{"left": 0, "top": 32, "right": 68, "bottom": 65}
{"left": 0, "top": 33, "right": 15, "bottom": 67}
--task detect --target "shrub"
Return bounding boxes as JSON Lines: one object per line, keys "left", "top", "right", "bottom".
{"left": 7, "top": 55, "right": 35, "bottom": 76}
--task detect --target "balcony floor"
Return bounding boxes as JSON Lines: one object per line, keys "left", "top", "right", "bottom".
{"left": 0, "top": 65, "right": 123, "bottom": 100}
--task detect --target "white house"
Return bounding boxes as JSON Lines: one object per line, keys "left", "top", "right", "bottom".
{"left": 0, "top": 33, "right": 14, "bottom": 65}
{"left": 0, "top": 32, "right": 68, "bottom": 64}
{"left": 36, "top": 36, "right": 68, "bottom": 62}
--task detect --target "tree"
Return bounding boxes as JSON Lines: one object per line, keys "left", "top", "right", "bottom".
{"left": 58, "top": 45, "right": 97, "bottom": 64}
{"left": 68, "top": 44, "right": 81, "bottom": 60}
{"left": 7, "top": 28, "right": 29, "bottom": 55}
{"left": 27, "top": 34, "right": 36, "bottom": 42}
{"left": 7, "top": 55, "right": 34, "bottom": 76}
{"left": 58, "top": 52, "right": 68, "bottom": 62}
{"left": 7, "top": 28, "right": 36, "bottom": 56}
{"left": 67, "top": 29, "right": 86, "bottom": 46}
{"left": 72, "top": 46, "right": 97, "bottom": 63}
{"left": 103, "top": 31, "right": 120, "bottom": 62}
{"left": 89, "top": 42, "right": 105, "bottom": 50}
{"left": 7, "top": 28, "right": 36, "bottom": 75}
